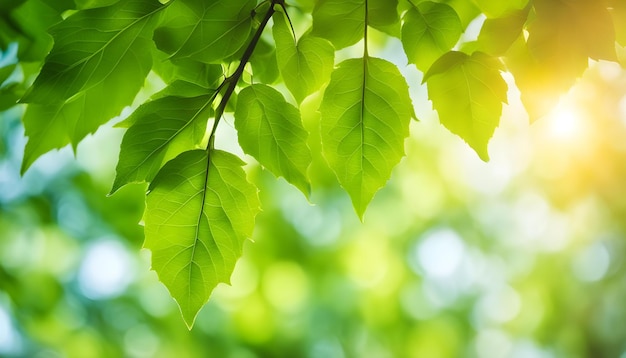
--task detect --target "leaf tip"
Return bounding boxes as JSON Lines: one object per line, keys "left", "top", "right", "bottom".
{"left": 474, "top": 145, "right": 490, "bottom": 162}
{"left": 181, "top": 311, "right": 198, "bottom": 331}
{"left": 108, "top": 185, "right": 119, "bottom": 197}
{"left": 353, "top": 201, "right": 367, "bottom": 222}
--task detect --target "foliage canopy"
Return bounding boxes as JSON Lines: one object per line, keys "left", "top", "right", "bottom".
{"left": 2, "top": 0, "right": 625, "bottom": 327}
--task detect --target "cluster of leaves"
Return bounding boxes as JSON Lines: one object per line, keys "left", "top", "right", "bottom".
{"left": 2, "top": 0, "right": 624, "bottom": 327}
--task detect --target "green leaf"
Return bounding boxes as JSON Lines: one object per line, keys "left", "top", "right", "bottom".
{"left": 145, "top": 149, "right": 259, "bottom": 329}
{"left": 234, "top": 84, "right": 312, "bottom": 196}
{"left": 0, "top": 64, "right": 16, "bottom": 86}
{"left": 272, "top": 11, "right": 334, "bottom": 103}
{"left": 22, "top": 0, "right": 161, "bottom": 105}
{"left": 249, "top": 38, "right": 280, "bottom": 84}
{"left": 424, "top": 51, "right": 507, "bottom": 161}
{"left": 312, "top": 0, "right": 398, "bottom": 49}
{"left": 475, "top": 7, "right": 528, "bottom": 56}
{"left": 506, "top": 0, "right": 616, "bottom": 120}
{"left": 319, "top": 57, "right": 413, "bottom": 218}
{"left": 503, "top": 36, "right": 555, "bottom": 120}
{"left": 401, "top": 2, "right": 462, "bottom": 72}
{"left": 153, "top": 0, "right": 255, "bottom": 64}
{"left": 111, "top": 90, "right": 215, "bottom": 194}
{"left": 369, "top": 0, "right": 399, "bottom": 28}
{"left": 75, "top": 0, "right": 121, "bottom": 9}
{"left": 528, "top": 0, "right": 616, "bottom": 71}
{"left": 19, "top": 0, "right": 162, "bottom": 172}
{"left": 43, "top": 0, "right": 76, "bottom": 12}
{"left": 443, "top": 0, "right": 480, "bottom": 28}
{"left": 153, "top": 57, "right": 224, "bottom": 90}
{"left": 0, "top": 0, "right": 26, "bottom": 12}
{"left": 0, "top": 83, "right": 21, "bottom": 111}
{"left": 471, "top": 0, "right": 528, "bottom": 18}
{"left": 22, "top": 88, "right": 135, "bottom": 172}
{"left": 0, "top": 0, "right": 65, "bottom": 62}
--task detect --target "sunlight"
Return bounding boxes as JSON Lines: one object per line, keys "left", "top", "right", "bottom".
{"left": 546, "top": 101, "right": 585, "bottom": 140}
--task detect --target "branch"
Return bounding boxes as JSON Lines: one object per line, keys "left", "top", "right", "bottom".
{"left": 207, "top": 0, "right": 281, "bottom": 149}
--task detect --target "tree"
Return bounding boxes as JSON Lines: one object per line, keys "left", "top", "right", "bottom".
{"left": 1, "top": 0, "right": 624, "bottom": 329}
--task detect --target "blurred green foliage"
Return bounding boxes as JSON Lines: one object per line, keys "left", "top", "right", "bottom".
{"left": 2, "top": 0, "right": 626, "bottom": 356}
{"left": 2, "top": 59, "right": 626, "bottom": 357}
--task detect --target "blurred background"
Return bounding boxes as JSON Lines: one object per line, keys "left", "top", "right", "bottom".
{"left": 3, "top": 16, "right": 626, "bottom": 358}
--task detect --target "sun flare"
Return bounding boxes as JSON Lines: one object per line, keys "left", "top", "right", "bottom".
{"left": 546, "top": 101, "right": 585, "bottom": 140}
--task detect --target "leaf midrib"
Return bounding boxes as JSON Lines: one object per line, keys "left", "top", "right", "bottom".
{"left": 117, "top": 94, "right": 215, "bottom": 189}
{"left": 49, "top": 2, "right": 165, "bottom": 89}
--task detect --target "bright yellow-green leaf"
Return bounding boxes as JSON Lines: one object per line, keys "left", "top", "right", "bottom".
{"left": 401, "top": 2, "right": 462, "bottom": 72}
{"left": 235, "top": 84, "right": 312, "bottom": 196}
{"left": 145, "top": 149, "right": 259, "bottom": 329}
{"left": 443, "top": 0, "right": 481, "bottom": 28}
{"left": 111, "top": 90, "right": 214, "bottom": 194}
{"left": 272, "top": 11, "right": 334, "bottom": 103}
{"left": 471, "top": 0, "right": 528, "bottom": 18}
{"left": 528, "top": 0, "right": 616, "bottom": 70}
{"left": 312, "top": 0, "right": 398, "bottom": 49}
{"left": 476, "top": 8, "right": 528, "bottom": 56}
{"left": 506, "top": 0, "right": 616, "bottom": 120}
{"left": 611, "top": 1, "right": 626, "bottom": 46}
{"left": 424, "top": 51, "right": 507, "bottom": 161}
{"left": 319, "top": 57, "right": 413, "bottom": 218}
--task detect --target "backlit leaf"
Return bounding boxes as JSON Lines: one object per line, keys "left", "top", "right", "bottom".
{"left": 22, "top": 0, "right": 161, "bottom": 104}
{"left": 319, "top": 57, "right": 413, "bottom": 218}
{"left": 401, "top": 2, "right": 462, "bottom": 72}
{"left": 145, "top": 149, "right": 259, "bottom": 329}
{"left": 424, "top": 51, "right": 507, "bottom": 161}
{"left": 527, "top": 0, "right": 616, "bottom": 80}
{"left": 443, "top": 0, "right": 480, "bottom": 28}
{"left": 508, "top": 0, "right": 616, "bottom": 120}
{"left": 235, "top": 84, "right": 312, "bottom": 196}
{"left": 20, "top": 0, "right": 162, "bottom": 171}
{"left": 312, "top": 0, "right": 398, "bottom": 49}
{"left": 471, "top": 0, "right": 528, "bottom": 18}
{"left": 153, "top": 57, "right": 224, "bottom": 91}
{"left": 249, "top": 38, "right": 280, "bottom": 84}
{"left": 272, "top": 11, "right": 334, "bottom": 103}
{"left": 611, "top": 0, "right": 626, "bottom": 46}
{"left": 111, "top": 89, "right": 215, "bottom": 194}
{"left": 476, "top": 7, "right": 528, "bottom": 56}
{"left": 153, "top": 0, "right": 255, "bottom": 63}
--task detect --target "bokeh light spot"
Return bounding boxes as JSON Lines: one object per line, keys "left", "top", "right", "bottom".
{"left": 78, "top": 239, "right": 135, "bottom": 300}
{"left": 262, "top": 261, "right": 309, "bottom": 313}
{"left": 0, "top": 305, "right": 21, "bottom": 355}
{"left": 416, "top": 229, "right": 465, "bottom": 279}
{"left": 572, "top": 242, "right": 610, "bottom": 282}
{"left": 475, "top": 329, "right": 512, "bottom": 358}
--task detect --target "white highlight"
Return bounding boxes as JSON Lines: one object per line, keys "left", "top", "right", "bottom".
{"left": 572, "top": 242, "right": 610, "bottom": 282}
{"left": 547, "top": 103, "right": 583, "bottom": 139}
{"left": 78, "top": 239, "right": 134, "bottom": 299}
{"left": 417, "top": 229, "right": 465, "bottom": 279}
{"left": 0, "top": 306, "right": 20, "bottom": 355}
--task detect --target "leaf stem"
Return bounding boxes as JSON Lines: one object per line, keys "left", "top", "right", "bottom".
{"left": 207, "top": 0, "right": 281, "bottom": 150}
{"left": 364, "top": 0, "right": 369, "bottom": 58}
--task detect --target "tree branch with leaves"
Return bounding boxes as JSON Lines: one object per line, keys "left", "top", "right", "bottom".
{"left": 2, "top": 0, "right": 624, "bottom": 328}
